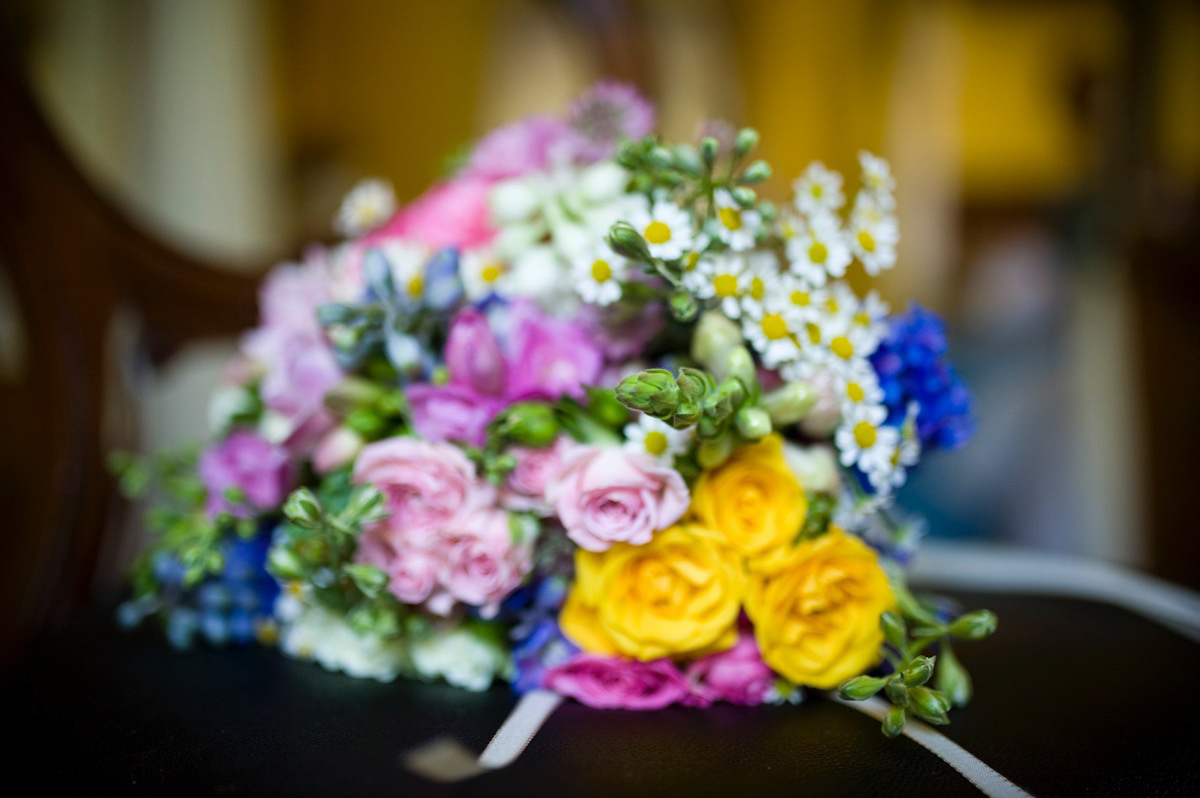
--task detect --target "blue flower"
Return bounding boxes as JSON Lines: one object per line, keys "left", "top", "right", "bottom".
{"left": 869, "top": 305, "right": 975, "bottom": 451}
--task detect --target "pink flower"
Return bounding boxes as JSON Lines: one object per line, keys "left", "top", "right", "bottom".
{"left": 546, "top": 445, "right": 689, "bottom": 552}
{"left": 444, "top": 307, "right": 507, "bottom": 397}
{"left": 198, "top": 429, "right": 291, "bottom": 519}
{"left": 256, "top": 252, "right": 333, "bottom": 337}
{"left": 436, "top": 508, "right": 532, "bottom": 618}
{"left": 355, "top": 532, "right": 438, "bottom": 605}
{"left": 505, "top": 301, "right": 603, "bottom": 401}
{"left": 544, "top": 654, "right": 690, "bottom": 709}
{"left": 566, "top": 81, "right": 656, "bottom": 163}
{"left": 406, "top": 382, "right": 505, "bottom": 448}
{"left": 464, "top": 115, "right": 573, "bottom": 180}
{"left": 501, "top": 438, "right": 568, "bottom": 514}
{"left": 242, "top": 325, "right": 341, "bottom": 452}
{"left": 368, "top": 177, "right": 495, "bottom": 251}
{"left": 312, "top": 426, "right": 364, "bottom": 475}
{"left": 683, "top": 625, "right": 775, "bottom": 707}
{"left": 352, "top": 437, "right": 493, "bottom": 547}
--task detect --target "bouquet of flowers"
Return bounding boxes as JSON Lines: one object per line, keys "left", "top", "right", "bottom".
{"left": 114, "top": 83, "right": 989, "bottom": 737}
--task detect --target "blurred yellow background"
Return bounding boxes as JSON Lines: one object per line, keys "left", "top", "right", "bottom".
{"left": 6, "top": 0, "right": 1199, "bottom": 585}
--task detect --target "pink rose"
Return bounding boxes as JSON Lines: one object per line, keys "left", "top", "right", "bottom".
{"left": 352, "top": 437, "right": 493, "bottom": 547}
{"left": 355, "top": 531, "right": 438, "bottom": 605}
{"left": 198, "top": 429, "right": 291, "bottom": 519}
{"left": 501, "top": 438, "right": 567, "bottom": 514}
{"left": 368, "top": 177, "right": 495, "bottom": 251}
{"left": 683, "top": 625, "right": 775, "bottom": 707}
{"left": 547, "top": 445, "right": 689, "bottom": 551}
{"left": 436, "top": 508, "right": 532, "bottom": 619}
{"left": 505, "top": 301, "right": 603, "bottom": 401}
{"left": 544, "top": 654, "right": 690, "bottom": 710}
{"left": 406, "top": 382, "right": 505, "bottom": 448}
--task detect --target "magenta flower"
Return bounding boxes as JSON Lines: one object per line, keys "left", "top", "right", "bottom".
{"left": 368, "top": 177, "right": 495, "bottom": 251}
{"left": 444, "top": 307, "right": 507, "bottom": 397}
{"left": 505, "top": 300, "right": 604, "bottom": 401}
{"left": 198, "top": 429, "right": 291, "bottom": 520}
{"left": 406, "top": 382, "right": 505, "bottom": 448}
{"left": 683, "top": 624, "right": 775, "bottom": 707}
{"left": 544, "top": 654, "right": 690, "bottom": 710}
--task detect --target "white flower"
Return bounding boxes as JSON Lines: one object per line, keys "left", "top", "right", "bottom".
{"left": 738, "top": 252, "right": 783, "bottom": 320}
{"left": 711, "top": 188, "right": 760, "bottom": 251}
{"left": 460, "top": 248, "right": 512, "bottom": 302}
{"left": 335, "top": 178, "right": 395, "bottom": 237}
{"left": 779, "top": 274, "right": 820, "bottom": 326}
{"left": 409, "top": 623, "right": 510, "bottom": 692}
{"left": 851, "top": 289, "right": 890, "bottom": 344}
{"left": 277, "top": 599, "right": 406, "bottom": 682}
{"left": 835, "top": 402, "right": 899, "bottom": 477}
{"left": 623, "top": 412, "right": 692, "bottom": 464}
{"left": 781, "top": 441, "right": 841, "bottom": 494}
{"left": 858, "top": 151, "right": 896, "bottom": 203}
{"left": 821, "top": 314, "right": 882, "bottom": 375}
{"left": 628, "top": 199, "right": 694, "bottom": 261}
{"left": 683, "top": 251, "right": 749, "bottom": 318}
{"left": 837, "top": 360, "right": 885, "bottom": 413}
{"left": 786, "top": 211, "right": 851, "bottom": 284}
{"left": 848, "top": 191, "right": 899, "bottom": 275}
{"left": 793, "top": 162, "right": 845, "bottom": 217}
{"left": 506, "top": 245, "right": 577, "bottom": 312}
{"left": 572, "top": 243, "right": 629, "bottom": 306}
{"left": 742, "top": 296, "right": 803, "bottom": 368}
{"left": 373, "top": 240, "right": 429, "bottom": 303}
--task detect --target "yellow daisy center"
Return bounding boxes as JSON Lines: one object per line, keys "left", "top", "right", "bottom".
{"left": 811, "top": 184, "right": 824, "bottom": 199}
{"left": 750, "top": 276, "right": 765, "bottom": 301}
{"left": 644, "top": 220, "right": 672, "bottom": 244}
{"left": 683, "top": 253, "right": 700, "bottom": 272}
{"left": 831, "top": 336, "right": 854, "bottom": 360}
{"left": 761, "top": 313, "right": 789, "bottom": 340}
{"left": 808, "top": 241, "right": 828, "bottom": 264}
{"left": 714, "top": 274, "right": 739, "bottom": 298}
{"left": 407, "top": 274, "right": 424, "bottom": 298}
{"left": 719, "top": 206, "right": 743, "bottom": 232}
{"left": 644, "top": 431, "right": 668, "bottom": 457}
{"left": 480, "top": 262, "right": 503, "bottom": 283}
{"left": 806, "top": 322, "right": 822, "bottom": 345}
{"left": 854, "top": 421, "right": 877, "bottom": 449}
{"left": 854, "top": 311, "right": 870, "bottom": 326}
{"left": 846, "top": 382, "right": 865, "bottom": 402}
{"left": 791, "top": 290, "right": 811, "bottom": 307}
{"left": 591, "top": 259, "right": 613, "bottom": 283}
{"left": 857, "top": 229, "right": 877, "bottom": 253}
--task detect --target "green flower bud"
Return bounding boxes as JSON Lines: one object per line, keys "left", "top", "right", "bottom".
{"left": 675, "top": 367, "right": 712, "bottom": 403}
{"left": 325, "top": 377, "right": 386, "bottom": 415}
{"left": 283, "top": 488, "right": 323, "bottom": 528}
{"left": 344, "top": 563, "right": 388, "bottom": 598}
{"left": 885, "top": 679, "right": 909, "bottom": 707}
{"left": 910, "top": 687, "right": 951, "bottom": 725}
{"left": 691, "top": 311, "right": 743, "bottom": 372}
{"left": 648, "top": 146, "right": 675, "bottom": 170}
{"left": 696, "top": 434, "right": 735, "bottom": 468}
{"left": 949, "top": 610, "right": 998, "bottom": 641}
{"left": 903, "top": 656, "right": 935, "bottom": 688}
{"left": 586, "top": 388, "right": 630, "bottom": 428}
{"left": 741, "top": 160, "right": 772, "bottom": 184}
{"left": 935, "top": 644, "right": 973, "bottom": 707}
{"left": 760, "top": 381, "right": 816, "bottom": 426}
{"left": 882, "top": 705, "right": 907, "bottom": 738}
{"left": 734, "top": 407, "right": 772, "bottom": 439}
{"left": 838, "top": 675, "right": 887, "bottom": 701}
{"left": 607, "top": 222, "right": 653, "bottom": 262}
{"left": 722, "top": 346, "right": 758, "bottom": 390}
{"left": 672, "top": 400, "right": 702, "bottom": 429}
{"left": 703, "top": 378, "right": 746, "bottom": 423}
{"left": 696, "top": 415, "right": 724, "bottom": 440}
{"left": 495, "top": 402, "right": 560, "bottom": 447}
{"left": 731, "top": 186, "right": 757, "bottom": 208}
{"left": 616, "top": 369, "right": 680, "bottom": 418}
{"left": 673, "top": 144, "right": 703, "bottom": 175}
{"left": 700, "top": 136, "right": 719, "bottom": 167}
{"left": 881, "top": 611, "right": 907, "bottom": 650}
{"left": 733, "top": 127, "right": 759, "bottom": 158}
{"left": 341, "top": 484, "right": 389, "bottom": 527}
{"left": 669, "top": 290, "right": 699, "bottom": 322}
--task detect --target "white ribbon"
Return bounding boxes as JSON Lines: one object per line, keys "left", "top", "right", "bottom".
{"left": 406, "top": 543, "right": 1200, "bottom": 790}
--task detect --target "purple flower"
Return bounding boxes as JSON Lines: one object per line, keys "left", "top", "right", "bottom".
{"left": 198, "top": 430, "right": 291, "bottom": 519}
{"left": 444, "top": 307, "right": 507, "bottom": 397}
{"left": 543, "top": 654, "right": 690, "bottom": 710}
{"left": 406, "top": 382, "right": 505, "bottom": 448}
{"left": 464, "top": 115, "right": 574, "bottom": 180}
{"left": 683, "top": 623, "right": 775, "bottom": 707}
{"left": 505, "top": 300, "right": 603, "bottom": 401}
{"left": 567, "top": 82, "right": 656, "bottom": 163}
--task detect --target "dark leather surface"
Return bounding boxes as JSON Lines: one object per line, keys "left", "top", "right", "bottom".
{"left": 4, "top": 591, "right": 1198, "bottom": 796}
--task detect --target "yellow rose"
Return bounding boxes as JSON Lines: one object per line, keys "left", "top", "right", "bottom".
{"left": 690, "top": 434, "right": 806, "bottom": 570}
{"left": 744, "top": 527, "right": 894, "bottom": 688}
{"left": 559, "top": 523, "right": 744, "bottom": 660}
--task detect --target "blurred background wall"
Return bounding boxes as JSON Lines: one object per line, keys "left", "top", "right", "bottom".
{"left": 3, "top": 0, "right": 1198, "bottom": 585}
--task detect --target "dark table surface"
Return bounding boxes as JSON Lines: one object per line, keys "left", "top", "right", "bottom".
{"left": 5, "top": 591, "right": 1199, "bottom": 797}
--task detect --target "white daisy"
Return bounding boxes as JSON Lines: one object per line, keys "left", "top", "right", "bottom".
{"left": 780, "top": 274, "right": 820, "bottom": 325}
{"left": 572, "top": 244, "right": 628, "bottom": 306}
{"left": 834, "top": 402, "right": 899, "bottom": 476}
{"left": 738, "top": 252, "right": 784, "bottom": 320}
{"left": 819, "top": 314, "right": 881, "bottom": 377}
{"left": 683, "top": 251, "right": 749, "bottom": 318}
{"left": 858, "top": 151, "right": 896, "bottom": 204}
{"left": 623, "top": 412, "right": 692, "bottom": 464}
{"left": 793, "top": 161, "right": 845, "bottom": 217}
{"left": 335, "top": 178, "right": 395, "bottom": 238}
{"left": 460, "top": 249, "right": 512, "bottom": 302}
{"left": 847, "top": 192, "right": 899, "bottom": 275}
{"left": 836, "top": 360, "right": 885, "bottom": 414}
{"left": 711, "top": 188, "right": 761, "bottom": 251}
{"left": 786, "top": 212, "right": 851, "bottom": 284}
{"left": 628, "top": 199, "right": 695, "bottom": 261}
{"left": 742, "top": 296, "right": 803, "bottom": 369}
{"left": 373, "top": 240, "right": 429, "bottom": 304}
{"left": 851, "top": 289, "right": 890, "bottom": 345}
